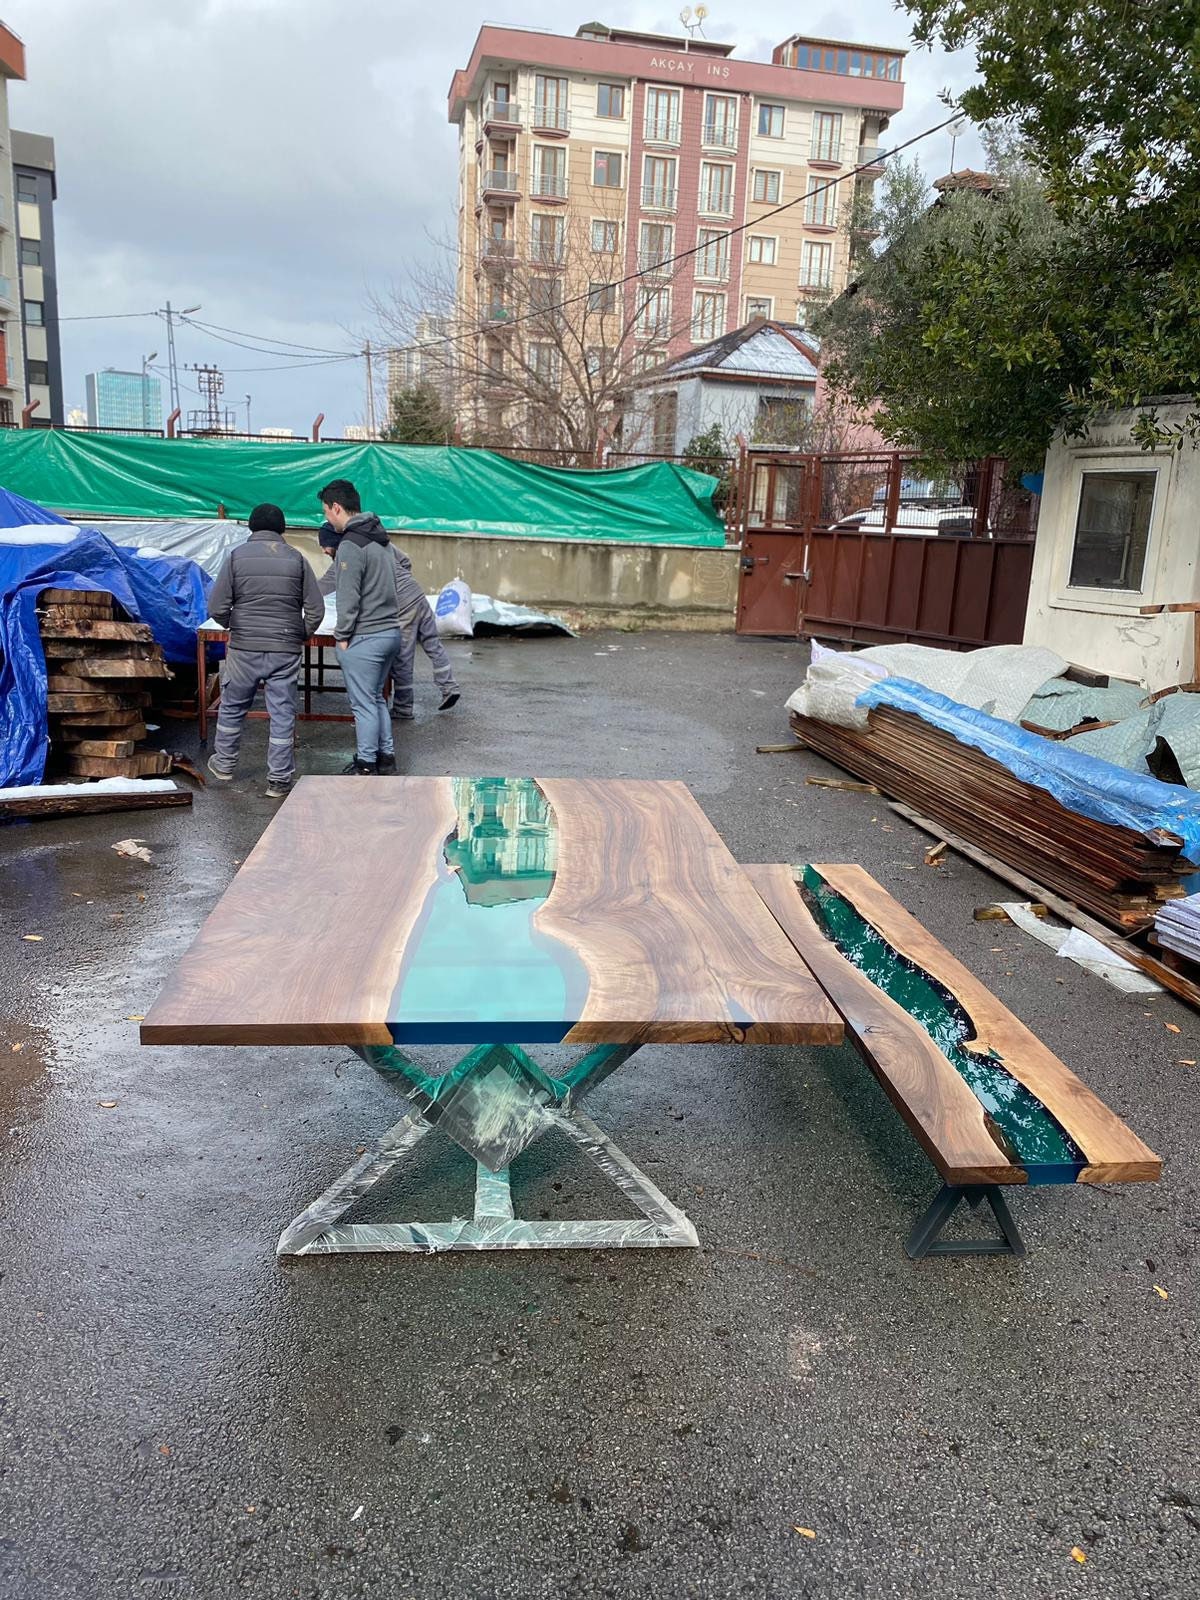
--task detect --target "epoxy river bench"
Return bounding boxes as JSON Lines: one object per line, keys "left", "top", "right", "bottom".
{"left": 749, "top": 863, "right": 1162, "bottom": 1257}
{"left": 141, "top": 776, "right": 842, "bottom": 1256}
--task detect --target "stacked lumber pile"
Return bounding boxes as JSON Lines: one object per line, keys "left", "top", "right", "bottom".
{"left": 38, "top": 589, "right": 174, "bottom": 779}
{"left": 790, "top": 704, "right": 1192, "bottom": 932}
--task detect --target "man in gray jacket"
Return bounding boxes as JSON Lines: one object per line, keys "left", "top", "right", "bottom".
{"left": 319, "top": 478, "right": 403, "bottom": 774}
{"left": 207, "top": 502, "right": 324, "bottom": 797}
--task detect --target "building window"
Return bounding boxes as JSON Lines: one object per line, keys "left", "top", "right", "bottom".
{"left": 811, "top": 111, "right": 843, "bottom": 162}
{"left": 792, "top": 42, "right": 902, "bottom": 80}
{"left": 532, "top": 145, "right": 567, "bottom": 200}
{"left": 746, "top": 296, "right": 773, "bottom": 320}
{"left": 19, "top": 239, "right": 41, "bottom": 267}
{"left": 650, "top": 390, "right": 679, "bottom": 453}
{"left": 588, "top": 281, "right": 618, "bottom": 313}
{"left": 695, "top": 227, "right": 729, "bottom": 280}
{"left": 528, "top": 341, "right": 560, "bottom": 386}
{"left": 1068, "top": 471, "right": 1157, "bottom": 591}
{"left": 638, "top": 221, "right": 674, "bottom": 274}
{"left": 597, "top": 83, "right": 625, "bottom": 118}
{"left": 752, "top": 169, "right": 781, "bottom": 204}
{"left": 530, "top": 277, "right": 563, "bottom": 330}
{"left": 636, "top": 285, "right": 672, "bottom": 339}
{"left": 15, "top": 173, "right": 37, "bottom": 202}
{"left": 747, "top": 235, "right": 777, "bottom": 265}
{"left": 533, "top": 75, "right": 570, "bottom": 131}
{"left": 593, "top": 150, "right": 623, "bottom": 188}
{"left": 23, "top": 299, "right": 44, "bottom": 326}
{"left": 692, "top": 290, "right": 725, "bottom": 343}
{"left": 591, "top": 218, "right": 619, "bottom": 253}
{"left": 0, "top": 399, "right": 12, "bottom": 426}
{"left": 644, "top": 86, "right": 681, "bottom": 144}
{"left": 530, "top": 213, "right": 564, "bottom": 265}
{"left": 703, "top": 93, "right": 738, "bottom": 149}
{"left": 804, "top": 175, "right": 837, "bottom": 227}
{"left": 642, "top": 155, "right": 677, "bottom": 211}
{"left": 585, "top": 346, "right": 615, "bottom": 382}
{"left": 800, "top": 240, "right": 833, "bottom": 288}
{"left": 757, "top": 103, "right": 785, "bottom": 138}
{"left": 27, "top": 358, "right": 49, "bottom": 387}
{"left": 699, "top": 161, "right": 734, "bottom": 217}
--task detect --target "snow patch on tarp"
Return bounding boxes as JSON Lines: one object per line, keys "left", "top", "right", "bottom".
{"left": 856, "top": 676, "right": 1200, "bottom": 863}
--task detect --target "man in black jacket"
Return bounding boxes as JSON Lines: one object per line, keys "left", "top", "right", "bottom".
{"left": 207, "top": 502, "right": 324, "bottom": 796}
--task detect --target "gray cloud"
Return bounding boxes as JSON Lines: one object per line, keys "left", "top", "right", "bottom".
{"left": 5, "top": 0, "right": 982, "bottom": 433}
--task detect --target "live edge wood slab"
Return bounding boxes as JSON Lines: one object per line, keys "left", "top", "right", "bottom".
{"left": 141, "top": 776, "right": 843, "bottom": 1050}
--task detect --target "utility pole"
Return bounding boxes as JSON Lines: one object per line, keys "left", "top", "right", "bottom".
{"left": 159, "top": 301, "right": 202, "bottom": 417}
{"left": 245, "top": 393, "right": 252, "bottom": 438}
{"left": 141, "top": 351, "right": 158, "bottom": 431}
{"left": 364, "top": 340, "right": 377, "bottom": 437}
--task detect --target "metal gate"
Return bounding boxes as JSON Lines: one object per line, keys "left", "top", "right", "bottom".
{"left": 730, "top": 447, "right": 1038, "bottom": 648}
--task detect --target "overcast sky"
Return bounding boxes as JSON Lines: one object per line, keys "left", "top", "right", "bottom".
{"left": 4, "top": 0, "right": 983, "bottom": 435}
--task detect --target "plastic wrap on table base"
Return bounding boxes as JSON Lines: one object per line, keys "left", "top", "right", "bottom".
{"left": 277, "top": 1101, "right": 699, "bottom": 1257}
{"left": 355, "top": 1040, "right": 638, "bottom": 1171}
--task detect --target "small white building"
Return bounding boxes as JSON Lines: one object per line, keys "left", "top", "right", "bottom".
{"left": 621, "top": 319, "right": 820, "bottom": 456}
{"left": 1023, "top": 397, "right": 1200, "bottom": 689}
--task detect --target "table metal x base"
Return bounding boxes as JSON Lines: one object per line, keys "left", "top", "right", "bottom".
{"left": 277, "top": 1041, "right": 699, "bottom": 1256}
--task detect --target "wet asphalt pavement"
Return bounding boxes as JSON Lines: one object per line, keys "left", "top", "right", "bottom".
{"left": 1, "top": 630, "right": 1198, "bottom": 1600}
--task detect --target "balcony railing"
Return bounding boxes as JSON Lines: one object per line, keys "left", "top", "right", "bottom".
{"left": 480, "top": 168, "right": 519, "bottom": 194}
{"left": 530, "top": 171, "right": 567, "bottom": 200}
{"left": 483, "top": 97, "right": 520, "bottom": 127}
{"left": 702, "top": 120, "right": 738, "bottom": 150}
{"left": 531, "top": 102, "right": 570, "bottom": 133}
{"left": 698, "top": 190, "right": 734, "bottom": 219}
{"left": 529, "top": 241, "right": 565, "bottom": 267}
{"left": 800, "top": 270, "right": 834, "bottom": 291}
{"left": 693, "top": 253, "right": 731, "bottom": 282}
{"left": 643, "top": 117, "right": 681, "bottom": 145}
{"left": 480, "top": 237, "right": 516, "bottom": 263}
{"left": 636, "top": 250, "right": 674, "bottom": 276}
{"left": 858, "top": 145, "right": 885, "bottom": 168}
{"left": 641, "top": 184, "right": 677, "bottom": 212}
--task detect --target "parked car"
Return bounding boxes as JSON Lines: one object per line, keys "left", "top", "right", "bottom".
{"left": 831, "top": 504, "right": 978, "bottom": 537}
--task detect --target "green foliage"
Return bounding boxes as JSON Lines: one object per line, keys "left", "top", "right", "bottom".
{"left": 890, "top": 0, "right": 1200, "bottom": 450}
{"left": 380, "top": 383, "right": 455, "bottom": 446}
{"left": 681, "top": 424, "right": 730, "bottom": 476}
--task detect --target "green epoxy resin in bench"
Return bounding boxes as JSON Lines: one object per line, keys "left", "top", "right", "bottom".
{"left": 802, "top": 867, "right": 1085, "bottom": 1183}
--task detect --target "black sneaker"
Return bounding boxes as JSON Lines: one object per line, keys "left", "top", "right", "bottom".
{"left": 265, "top": 779, "right": 292, "bottom": 800}
{"left": 341, "top": 758, "right": 376, "bottom": 775}
{"left": 438, "top": 690, "right": 461, "bottom": 711}
{"left": 375, "top": 752, "right": 398, "bottom": 775}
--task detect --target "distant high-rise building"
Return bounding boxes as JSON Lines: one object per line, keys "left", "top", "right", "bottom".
{"left": 342, "top": 423, "right": 377, "bottom": 441}
{"left": 12, "top": 129, "right": 61, "bottom": 426}
{"left": 386, "top": 312, "right": 455, "bottom": 407}
{"left": 85, "top": 368, "right": 162, "bottom": 431}
{"left": 0, "top": 25, "right": 28, "bottom": 427}
{"left": 65, "top": 405, "right": 86, "bottom": 427}
{"left": 259, "top": 426, "right": 296, "bottom": 441}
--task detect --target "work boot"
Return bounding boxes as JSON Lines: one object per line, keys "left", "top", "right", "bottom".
{"left": 207, "top": 755, "right": 235, "bottom": 781}
{"left": 341, "top": 757, "right": 375, "bottom": 775}
{"left": 265, "top": 778, "right": 292, "bottom": 800}
{"left": 439, "top": 690, "right": 460, "bottom": 710}
{"left": 375, "top": 752, "right": 398, "bottom": 775}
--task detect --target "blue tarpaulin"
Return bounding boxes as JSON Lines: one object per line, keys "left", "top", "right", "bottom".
{"left": 857, "top": 676, "right": 1200, "bottom": 864}
{"left": 0, "top": 522, "right": 212, "bottom": 787}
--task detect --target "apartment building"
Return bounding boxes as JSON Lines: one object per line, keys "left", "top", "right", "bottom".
{"left": 85, "top": 368, "right": 162, "bottom": 431}
{"left": 447, "top": 21, "right": 904, "bottom": 434}
{"left": 13, "top": 129, "right": 61, "bottom": 426}
{"left": 0, "top": 23, "right": 26, "bottom": 427}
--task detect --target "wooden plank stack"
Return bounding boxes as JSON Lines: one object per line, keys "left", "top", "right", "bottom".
{"left": 37, "top": 589, "right": 174, "bottom": 779}
{"left": 790, "top": 704, "right": 1194, "bottom": 932}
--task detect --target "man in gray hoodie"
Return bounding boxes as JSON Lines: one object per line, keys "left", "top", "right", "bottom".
{"left": 319, "top": 478, "right": 403, "bottom": 774}
{"left": 207, "top": 502, "right": 324, "bottom": 797}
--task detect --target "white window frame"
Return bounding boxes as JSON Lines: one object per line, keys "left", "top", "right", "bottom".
{"left": 757, "top": 102, "right": 785, "bottom": 138}
{"left": 745, "top": 295, "right": 774, "bottom": 320}
{"left": 691, "top": 289, "right": 726, "bottom": 343}
{"left": 596, "top": 82, "right": 626, "bottom": 119}
{"left": 636, "top": 284, "right": 672, "bottom": 339}
{"left": 592, "top": 148, "right": 624, "bottom": 189}
{"left": 698, "top": 160, "right": 734, "bottom": 217}
{"left": 804, "top": 174, "right": 837, "bottom": 227}
{"left": 642, "top": 154, "right": 677, "bottom": 211}
{"left": 702, "top": 92, "right": 738, "bottom": 150}
{"left": 1050, "top": 455, "right": 1170, "bottom": 614}
{"left": 747, "top": 234, "right": 778, "bottom": 266}
{"left": 638, "top": 220, "right": 675, "bottom": 274}
{"left": 694, "top": 226, "right": 730, "bottom": 281}
{"left": 752, "top": 168, "right": 782, "bottom": 204}
{"left": 527, "top": 340, "right": 561, "bottom": 386}
{"left": 810, "top": 111, "right": 844, "bottom": 162}
{"left": 800, "top": 240, "right": 833, "bottom": 288}
{"left": 529, "top": 212, "right": 565, "bottom": 266}
{"left": 644, "top": 85, "right": 682, "bottom": 144}
{"left": 587, "top": 280, "right": 619, "bottom": 314}
{"left": 591, "top": 217, "right": 619, "bottom": 253}
{"left": 532, "top": 144, "right": 567, "bottom": 200}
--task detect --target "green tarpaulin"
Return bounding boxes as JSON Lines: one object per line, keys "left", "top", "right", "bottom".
{"left": 0, "top": 430, "right": 725, "bottom": 547}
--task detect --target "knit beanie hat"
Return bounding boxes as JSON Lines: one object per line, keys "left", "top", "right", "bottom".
{"left": 248, "top": 503, "right": 286, "bottom": 535}
{"left": 317, "top": 519, "right": 343, "bottom": 553}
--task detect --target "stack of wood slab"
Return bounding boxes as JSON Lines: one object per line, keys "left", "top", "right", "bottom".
{"left": 38, "top": 588, "right": 173, "bottom": 779}
{"left": 790, "top": 703, "right": 1193, "bottom": 932}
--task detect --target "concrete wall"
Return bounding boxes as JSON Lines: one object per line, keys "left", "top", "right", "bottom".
{"left": 1023, "top": 401, "right": 1200, "bottom": 689}
{"left": 289, "top": 525, "right": 739, "bottom": 632}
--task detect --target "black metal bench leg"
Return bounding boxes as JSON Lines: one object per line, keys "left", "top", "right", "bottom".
{"left": 905, "top": 1183, "right": 1027, "bottom": 1260}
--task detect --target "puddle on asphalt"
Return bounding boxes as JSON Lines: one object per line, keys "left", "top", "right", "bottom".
{"left": 0, "top": 1018, "right": 53, "bottom": 1119}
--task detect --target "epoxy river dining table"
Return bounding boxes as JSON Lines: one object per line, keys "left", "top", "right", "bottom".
{"left": 141, "top": 776, "right": 842, "bottom": 1256}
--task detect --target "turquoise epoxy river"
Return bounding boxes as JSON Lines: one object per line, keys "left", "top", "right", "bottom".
{"left": 387, "top": 777, "right": 589, "bottom": 1043}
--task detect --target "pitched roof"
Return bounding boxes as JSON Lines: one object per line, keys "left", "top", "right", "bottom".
{"left": 932, "top": 168, "right": 1008, "bottom": 195}
{"left": 634, "top": 319, "right": 821, "bottom": 385}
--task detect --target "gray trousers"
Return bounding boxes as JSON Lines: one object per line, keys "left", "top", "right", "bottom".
{"left": 340, "top": 628, "right": 403, "bottom": 762}
{"left": 213, "top": 647, "right": 301, "bottom": 782}
{"left": 391, "top": 601, "right": 460, "bottom": 716}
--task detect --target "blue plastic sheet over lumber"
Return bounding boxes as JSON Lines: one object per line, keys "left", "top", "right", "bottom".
{"left": 0, "top": 526, "right": 212, "bottom": 787}
{"left": 0, "top": 430, "right": 726, "bottom": 546}
{"left": 857, "top": 677, "right": 1200, "bottom": 864}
